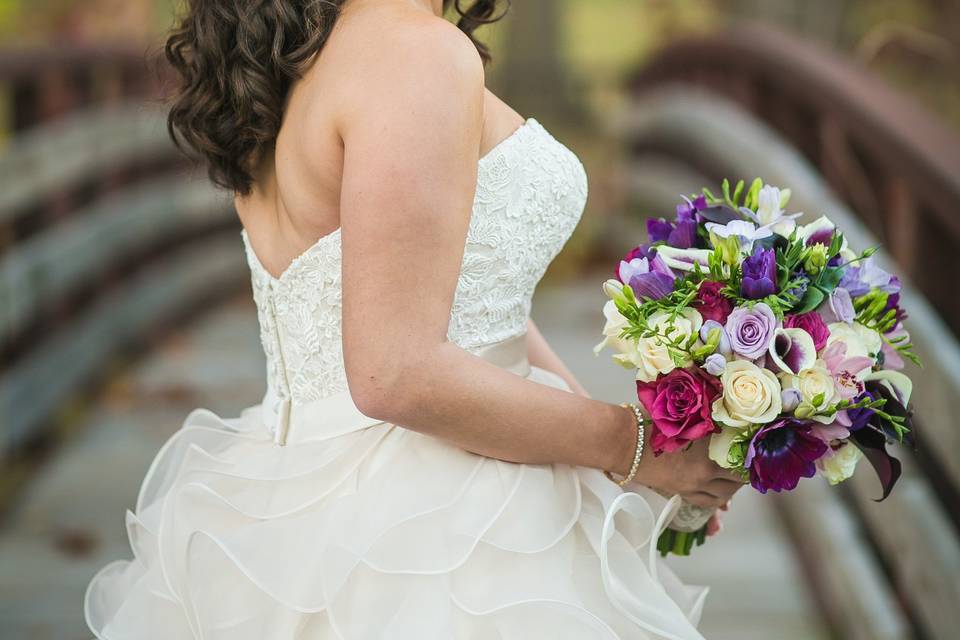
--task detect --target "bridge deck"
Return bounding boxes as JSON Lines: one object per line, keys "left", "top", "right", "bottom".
{"left": 0, "top": 280, "right": 829, "bottom": 639}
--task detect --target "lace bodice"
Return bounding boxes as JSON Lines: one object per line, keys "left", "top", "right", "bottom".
{"left": 241, "top": 117, "right": 587, "bottom": 406}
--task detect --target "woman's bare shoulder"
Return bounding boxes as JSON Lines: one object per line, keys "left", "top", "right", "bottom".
{"left": 319, "top": 2, "right": 484, "bottom": 122}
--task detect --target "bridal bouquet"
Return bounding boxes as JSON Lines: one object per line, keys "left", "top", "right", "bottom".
{"left": 595, "top": 178, "right": 917, "bottom": 556}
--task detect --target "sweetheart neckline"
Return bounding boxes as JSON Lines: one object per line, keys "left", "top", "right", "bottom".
{"left": 242, "top": 117, "right": 539, "bottom": 284}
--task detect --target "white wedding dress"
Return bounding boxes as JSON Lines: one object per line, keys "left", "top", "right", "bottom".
{"left": 84, "top": 117, "right": 708, "bottom": 639}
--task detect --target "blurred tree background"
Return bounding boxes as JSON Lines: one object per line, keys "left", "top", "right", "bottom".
{"left": 0, "top": 0, "right": 955, "bottom": 277}
{"left": 1, "top": 0, "right": 956, "bottom": 129}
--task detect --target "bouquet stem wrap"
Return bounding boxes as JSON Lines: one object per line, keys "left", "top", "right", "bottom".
{"left": 655, "top": 492, "right": 714, "bottom": 557}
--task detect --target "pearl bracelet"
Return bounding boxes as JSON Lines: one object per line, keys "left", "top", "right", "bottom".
{"left": 604, "top": 402, "right": 645, "bottom": 487}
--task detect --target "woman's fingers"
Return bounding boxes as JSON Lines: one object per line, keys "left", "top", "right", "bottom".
{"left": 706, "top": 512, "right": 723, "bottom": 536}
{"left": 682, "top": 491, "right": 728, "bottom": 509}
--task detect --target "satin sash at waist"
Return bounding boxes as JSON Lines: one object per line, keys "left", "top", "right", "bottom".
{"left": 260, "top": 332, "right": 531, "bottom": 446}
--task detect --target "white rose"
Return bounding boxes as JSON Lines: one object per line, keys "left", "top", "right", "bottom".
{"left": 633, "top": 308, "right": 704, "bottom": 382}
{"left": 712, "top": 360, "right": 783, "bottom": 427}
{"left": 818, "top": 443, "right": 863, "bottom": 485}
{"left": 780, "top": 360, "right": 839, "bottom": 424}
{"left": 827, "top": 322, "right": 882, "bottom": 360}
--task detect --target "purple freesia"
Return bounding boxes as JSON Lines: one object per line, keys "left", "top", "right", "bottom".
{"left": 745, "top": 419, "right": 829, "bottom": 493}
{"left": 647, "top": 218, "right": 673, "bottom": 244}
{"left": 819, "top": 287, "right": 855, "bottom": 324}
{"left": 668, "top": 219, "right": 698, "bottom": 249}
{"left": 846, "top": 390, "right": 876, "bottom": 431}
{"left": 676, "top": 194, "right": 707, "bottom": 222}
{"left": 646, "top": 196, "right": 703, "bottom": 249}
{"left": 725, "top": 302, "right": 778, "bottom": 360}
{"left": 741, "top": 246, "right": 778, "bottom": 299}
{"left": 618, "top": 253, "right": 676, "bottom": 301}
{"left": 840, "top": 257, "right": 900, "bottom": 297}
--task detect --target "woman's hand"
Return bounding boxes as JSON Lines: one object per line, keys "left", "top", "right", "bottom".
{"left": 628, "top": 435, "right": 745, "bottom": 510}
{"left": 705, "top": 501, "right": 730, "bottom": 537}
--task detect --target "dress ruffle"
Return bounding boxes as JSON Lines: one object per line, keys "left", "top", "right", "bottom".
{"left": 84, "top": 366, "right": 707, "bottom": 639}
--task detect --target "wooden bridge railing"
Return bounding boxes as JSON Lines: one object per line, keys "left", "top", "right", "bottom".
{"left": 628, "top": 21, "right": 960, "bottom": 338}
{"left": 0, "top": 46, "right": 245, "bottom": 474}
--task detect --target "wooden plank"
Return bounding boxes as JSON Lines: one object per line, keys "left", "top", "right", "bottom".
{"left": 0, "top": 176, "right": 232, "bottom": 344}
{"left": 0, "top": 102, "right": 172, "bottom": 220}
{"left": 776, "top": 479, "right": 910, "bottom": 640}
{"left": 847, "top": 457, "right": 960, "bottom": 639}
{"left": 0, "top": 234, "right": 247, "bottom": 457}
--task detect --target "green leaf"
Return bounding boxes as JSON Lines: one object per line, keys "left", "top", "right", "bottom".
{"left": 816, "top": 266, "right": 844, "bottom": 291}
{"left": 793, "top": 286, "right": 826, "bottom": 314}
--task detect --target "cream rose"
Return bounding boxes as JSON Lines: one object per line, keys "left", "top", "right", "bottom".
{"left": 711, "top": 360, "right": 782, "bottom": 427}
{"left": 632, "top": 308, "right": 704, "bottom": 382}
{"left": 818, "top": 442, "right": 863, "bottom": 485}
{"left": 780, "top": 360, "right": 839, "bottom": 423}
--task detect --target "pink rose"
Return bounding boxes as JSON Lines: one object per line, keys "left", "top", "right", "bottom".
{"left": 784, "top": 311, "right": 830, "bottom": 352}
{"left": 636, "top": 368, "right": 722, "bottom": 455}
{"left": 694, "top": 280, "right": 734, "bottom": 324}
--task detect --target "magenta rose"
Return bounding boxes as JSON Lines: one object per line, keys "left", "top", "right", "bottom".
{"left": 784, "top": 311, "right": 830, "bottom": 352}
{"left": 636, "top": 368, "right": 722, "bottom": 455}
{"left": 694, "top": 280, "right": 734, "bottom": 324}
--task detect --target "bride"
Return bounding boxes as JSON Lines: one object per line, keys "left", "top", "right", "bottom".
{"left": 84, "top": 1, "right": 744, "bottom": 638}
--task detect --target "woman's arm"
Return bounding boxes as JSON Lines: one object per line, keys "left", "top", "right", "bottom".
{"left": 331, "top": 13, "right": 740, "bottom": 506}
{"left": 526, "top": 318, "right": 591, "bottom": 398}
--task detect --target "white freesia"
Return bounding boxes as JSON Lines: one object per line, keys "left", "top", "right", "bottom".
{"left": 753, "top": 185, "right": 799, "bottom": 237}
{"left": 594, "top": 300, "right": 642, "bottom": 369}
{"left": 779, "top": 359, "right": 839, "bottom": 424}
{"left": 632, "top": 308, "right": 704, "bottom": 382}
{"left": 818, "top": 443, "right": 863, "bottom": 485}
{"left": 827, "top": 322, "right": 882, "bottom": 360}
{"left": 654, "top": 246, "right": 712, "bottom": 272}
{"left": 712, "top": 360, "right": 783, "bottom": 427}
{"left": 704, "top": 219, "right": 772, "bottom": 254}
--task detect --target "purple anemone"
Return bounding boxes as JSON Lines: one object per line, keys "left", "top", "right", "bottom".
{"left": 745, "top": 419, "right": 829, "bottom": 493}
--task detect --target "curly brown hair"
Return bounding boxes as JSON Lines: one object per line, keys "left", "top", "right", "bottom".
{"left": 163, "top": 0, "right": 510, "bottom": 196}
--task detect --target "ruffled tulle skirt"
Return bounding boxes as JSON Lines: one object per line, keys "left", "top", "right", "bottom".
{"left": 84, "top": 364, "right": 708, "bottom": 639}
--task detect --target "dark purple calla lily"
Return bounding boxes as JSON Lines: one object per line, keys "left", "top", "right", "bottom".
{"left": 741, "top": 246, "right": 778, "bottom": 299}
{"left": 768, "top": 328, "right": 816, "bottom": 374}
{"left": 745, "top": 419, "right": 828, "bottom": 493}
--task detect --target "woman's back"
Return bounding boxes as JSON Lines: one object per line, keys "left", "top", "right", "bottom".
{"left": 234, "top": 0, "right": 525, "bottom": 283}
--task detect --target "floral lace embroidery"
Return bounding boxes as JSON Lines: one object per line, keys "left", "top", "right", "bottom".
{"left": 243, "top": 118, "right": 588, "bottom": 405}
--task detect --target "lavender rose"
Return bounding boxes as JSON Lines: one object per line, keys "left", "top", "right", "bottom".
{"left": 725, "top": 302, "right": 778, "bottom": 360}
